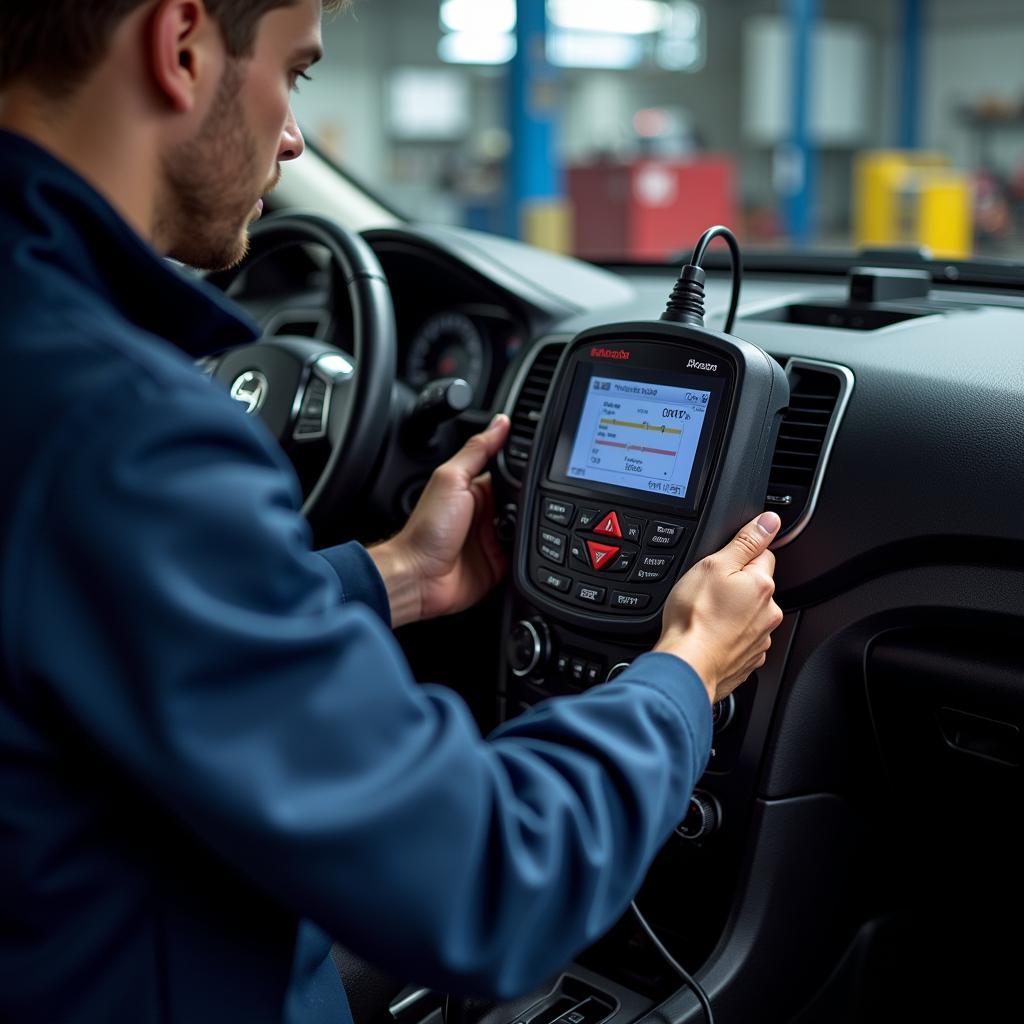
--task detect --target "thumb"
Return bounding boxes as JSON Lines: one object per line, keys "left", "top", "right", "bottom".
{"left": 443, "top": 414, "right": 511, "bottom": 480}
{"left": 719, "top": 511, "right": 781, "bottom": 571}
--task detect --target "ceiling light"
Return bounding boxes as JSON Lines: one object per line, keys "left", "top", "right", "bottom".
{"left": 438, "top": 31, "right": 517, "bottom": 66}
{"left": 548, "top": 0, "right": 671, "bottom": 37}
{"left": 440, "top": 0, "right": 516, "bottom": 36}
{"left": 547, "top": 31, "right": 644, "bottom": 69}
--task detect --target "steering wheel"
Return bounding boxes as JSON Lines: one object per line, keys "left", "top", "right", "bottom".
{"left": 204, "top": 213, "right": 397, "bottom": 535}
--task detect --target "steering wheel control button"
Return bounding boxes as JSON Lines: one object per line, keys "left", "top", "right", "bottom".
{"left": 294, "top": 377, "right": 329, "bottom": 440}
{"left": 622, "top": 517, "right": 645, "bottom": 543}
{"left": 574, "top": 582, "right": 607, "bottom": 605}
{"left": 586, "top": 540, "right": 620, "bottom": 571}
{"left": 593, "top": 511, "right": 622, "bottom": 539}
{"left": 536, "top": 568, "right": 572, "bottom": 594}
{"left": 676, "top": 790, "right": 721, "bottom": 841}
{"left": 646, "top": 521, "right": 686, "bottom": 548}
{"left": 570, "top": 538, "right": 590, "bottom": 567}
{"left": 537, "top": 528, "right": 567, "bottom": 565}
{"left": 575, "top": 508, "right": 601, "bottom": 530}
{"left": 542, "top": 497, "right": 575, "bottom": 527}
{"left": 611, "top": 590, "right": 651, "bottom": 611}
{"left": 509, "top": 619, "right": 549, "bottom": 678}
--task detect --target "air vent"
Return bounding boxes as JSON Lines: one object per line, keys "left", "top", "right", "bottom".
{"left": 767, "top": 359, "right": 854, "bottom": 545}
{"left": 503, "top": 341, "right": 566, "bottom": 482}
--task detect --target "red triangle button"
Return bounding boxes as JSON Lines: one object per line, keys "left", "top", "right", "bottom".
{"left": 586, "top": 541, "right": 621, "bottom": 571}
{"left": 593, "top": 511, "right": 622, "bottom": 538}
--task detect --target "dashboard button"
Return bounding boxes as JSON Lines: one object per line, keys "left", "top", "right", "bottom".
{"left": 575, "top": 508, "right": 602, "bottom": 530}
{"left": 535, "top": 568, "right": 571, "bottom": 593}
{"left": 585, "top": 540, "right": 620, "bottom": 571}
{"left": 593, "top": 511, "right": 622, "bottom": 539}
{"left": 542, "top": 497, "right": 575, "bottom": 527}
{"left": 646, "top": 521, "right": 686, "bottom": 548}
{"left": 584, "top": 663, "right": 603, "bottom": 686}
{"left": 571, "top": 658, "right": 587, "bottom": 684}
{"left": 611, "top": 590, "right": 651, "bottom": 611}
{"left": 574, "top": 582, "right": 607, "bottom": 605}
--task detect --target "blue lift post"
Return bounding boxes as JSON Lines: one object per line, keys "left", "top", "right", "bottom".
{"left": 506, "top": 0, "right": 568, "bottom": 249}
{"left": 784, "top": 0, "right": 817, "bottom": 247}
{"left": 899, "top": 0, "right": 922, "bottom": 149}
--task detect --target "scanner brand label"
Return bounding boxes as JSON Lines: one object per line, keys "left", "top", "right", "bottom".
{"left": 686, "top": 358, "right": 718, "bottom": 372}
{"left": 591, "top": 347, "right": 631, "bottom": 360}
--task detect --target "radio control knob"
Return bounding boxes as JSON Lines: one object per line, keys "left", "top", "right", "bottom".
{"left": 509, "top": 619, "right": 550, "bottom": 678}
{"left": 676, "top": 790, "right": 721, "bottom": 841}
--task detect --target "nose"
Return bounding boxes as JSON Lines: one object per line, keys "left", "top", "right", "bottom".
{"left": 278, "top": 109, "right": 305, "bottom": 162}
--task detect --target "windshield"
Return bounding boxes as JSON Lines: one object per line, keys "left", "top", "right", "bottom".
{"left": 292, "top": 0, "right": 1024, "bottom": 267}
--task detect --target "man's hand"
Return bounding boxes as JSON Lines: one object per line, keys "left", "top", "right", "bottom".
{"left": 369, "top": 415, "right": 511, "bottom": 627}
{"left": 654, "top": 512, "right": 784, "bottom": 705}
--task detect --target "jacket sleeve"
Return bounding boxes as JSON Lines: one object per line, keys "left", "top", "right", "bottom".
{"left": 315, "top": 542, "right": 391, "bottom": 626}
{"left": 10, "top": 375, "right": 712, "bottom": 1000}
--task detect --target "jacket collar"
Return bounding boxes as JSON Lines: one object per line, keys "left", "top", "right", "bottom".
{"left": 0, "top": 129, "right": 259, "bottom": 357}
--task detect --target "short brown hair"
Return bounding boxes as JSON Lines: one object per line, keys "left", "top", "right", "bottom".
{"left": 0, "top": 0, "right": 348, "bottom": 95}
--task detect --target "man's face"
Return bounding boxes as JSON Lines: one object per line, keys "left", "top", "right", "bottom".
{"left": 160, "top": 0, "right": 323, "bottom": 270}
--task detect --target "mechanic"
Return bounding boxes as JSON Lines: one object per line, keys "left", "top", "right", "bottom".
{"left": 0, "top": 2, "right": 784, "bottom": 1023}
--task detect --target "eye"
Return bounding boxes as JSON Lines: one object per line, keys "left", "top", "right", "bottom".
{"left": 290, "top": 70, "right": 313, "bottom": 93}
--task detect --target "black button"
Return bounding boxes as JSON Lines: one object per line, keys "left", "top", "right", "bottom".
{"left": 609, "top": 550, "right": 637, "bottom": 573}
{"left": 584, "top": 663, "right": 603, "bottom": 686}
{"left": 645, "top": 521, "right": 686, "bottom": 548}
{"left": 542, "top": 497, "right": 575, "bottom": 527}
{"left": 575, "top": 508, "right": 601, "bottom": 530}
{"left": 537, "top": 528, "right": 567, "bottom": 565}
{"left": 574, "top": 582, "right": 607, "bottom": 605}
{"left": 535, "top": 568, "right": 571, "bottom": 593}
{"left": 622, "top": 517, "right": 644, "bottom": 543}
{"left": 555, "top": 652, "right": 571, "bottom": 675}
{"left": 538, "top": 528, "right": 566, "bottom": 550}
{"left": 638, "top": 552, "right": 675, "bottom": 572}
{"left": 571, "top": 658, "right": 587, "bottom": 684}
{"left": 611, "top": 590, "right": 651, "bottom": 610}
{"left": 570, "top": 537, "right": 590, "bottom": 567}
{"left": 631, "top": 566, "right": 666, "bottom": 583}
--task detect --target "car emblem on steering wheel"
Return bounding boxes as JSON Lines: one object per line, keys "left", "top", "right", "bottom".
{"left": 229, "top": 371, "right": 269, "bottom": 415}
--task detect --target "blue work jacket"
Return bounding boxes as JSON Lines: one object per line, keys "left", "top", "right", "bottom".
{"left": 0, "top": 130, "right": 712, "bottom": 1024}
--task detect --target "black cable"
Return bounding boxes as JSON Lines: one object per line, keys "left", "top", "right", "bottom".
{"left": 662, "top": 225, "right": 743, "bottom": 336}
{"left": 630, "top": 899, "right": 714, "bottom": 1024}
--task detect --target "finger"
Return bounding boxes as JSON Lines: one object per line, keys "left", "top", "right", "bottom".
{"left": 720, "top": 512, "right": 781, "bottom": 572}
{"left": 442, "top": 414, "right": 511, "bottom": 481}
{"left": 744, "top": 547, "right": 776, "bottom": 578}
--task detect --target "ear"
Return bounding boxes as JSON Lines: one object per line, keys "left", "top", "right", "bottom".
{"left": 148, "top": 0, "right": 220, "bottom": 113}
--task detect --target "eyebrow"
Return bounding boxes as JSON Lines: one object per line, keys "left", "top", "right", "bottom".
{"left": 292, "top": 45, "right": 324, "bottom": 66}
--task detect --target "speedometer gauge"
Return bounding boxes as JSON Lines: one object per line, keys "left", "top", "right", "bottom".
{"left": 406, "top": 311, "right": 489, "bottom": 402}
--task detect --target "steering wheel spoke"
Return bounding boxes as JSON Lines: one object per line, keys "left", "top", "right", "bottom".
{"left": 203, "top": 214, "right": 397, "bottom": 537}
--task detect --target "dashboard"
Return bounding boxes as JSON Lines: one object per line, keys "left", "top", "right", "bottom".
{"left": 234, "top": 221, "right": 1024, "bottom": 1023}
